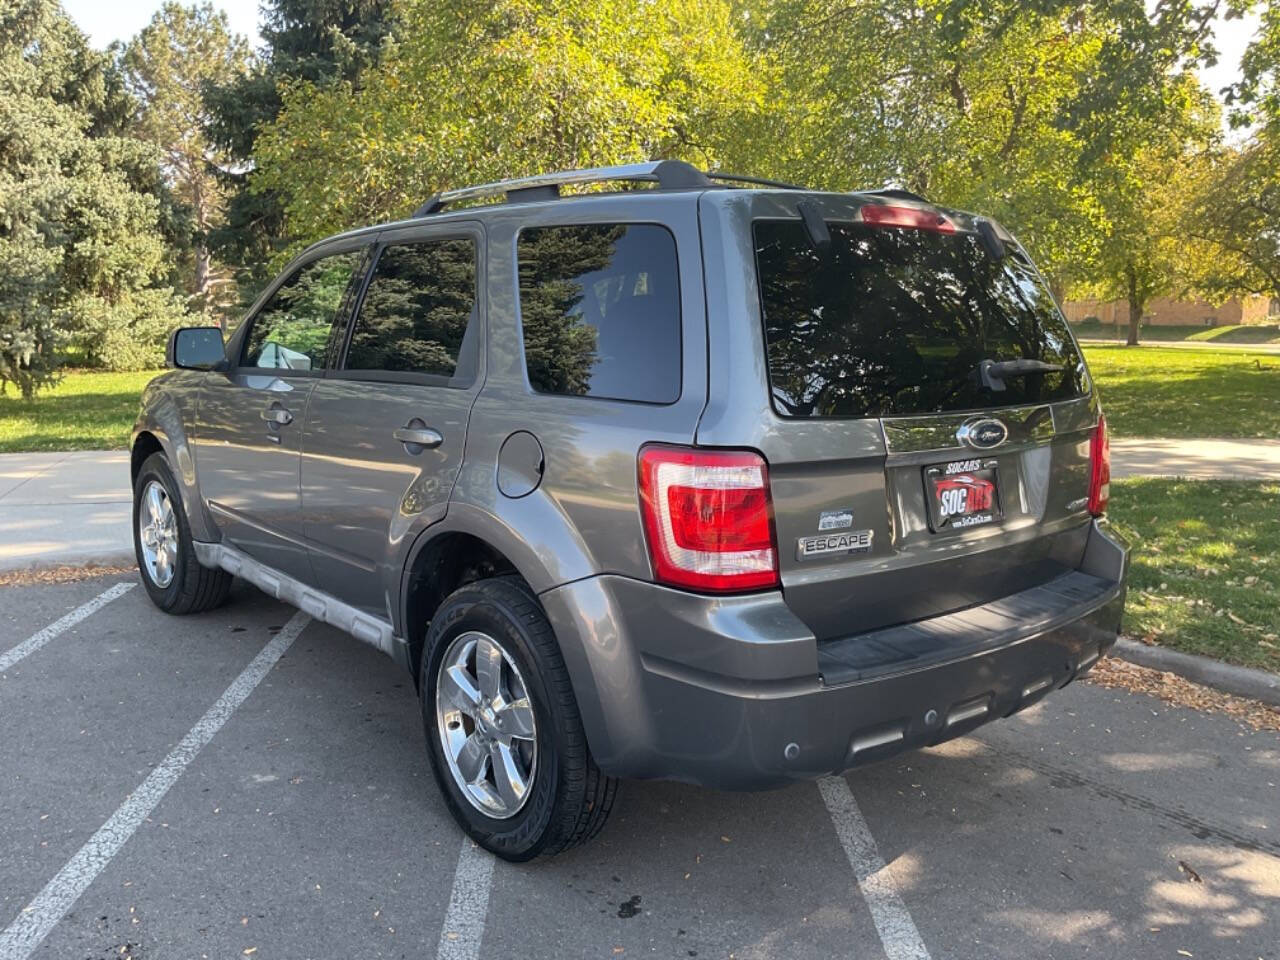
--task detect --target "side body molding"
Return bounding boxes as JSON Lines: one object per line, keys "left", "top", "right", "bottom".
{"left": 194, "top": 541, "right": 405, "bottom": 666}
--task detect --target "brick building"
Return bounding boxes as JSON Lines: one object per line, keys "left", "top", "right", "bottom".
{"left": 1061, "top": 294, "right": 1278, "bottom": 328}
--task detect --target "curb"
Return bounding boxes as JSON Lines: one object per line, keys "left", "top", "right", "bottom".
{"left": 1112, "top": 638, "right": 1280, "bottom": 708}
{"left": 0, "top": 552, "right": 136, "bottom": 577}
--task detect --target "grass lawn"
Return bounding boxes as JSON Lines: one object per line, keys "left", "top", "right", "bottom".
{"left": 1109, "top": 478, "right": 1280, "bottom": 672}
{"left": 1071, "top": 320, "right": 1280, "bottom": 344}
{"left": 0, "top": 369, "right": 160, "bottom": 453}
{"left": 1082, "top": 344, "right": 1280, "bottom": 438}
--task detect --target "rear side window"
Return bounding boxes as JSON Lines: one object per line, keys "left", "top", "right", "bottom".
{"left": 517, "top": 223, "right": 681, "bottom": 404}
{"left": 242, "top": 250, "right": 363, "bottom": 371}
{"left": 345, "top": 238, "right": 479, "bottom": 384}
{"left": 753, "top": 220, "right": 1086, "bottom": 418}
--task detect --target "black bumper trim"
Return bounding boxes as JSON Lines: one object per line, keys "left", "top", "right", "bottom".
{"left": 817, "top": 570, "right": 1120, "bottom": 686}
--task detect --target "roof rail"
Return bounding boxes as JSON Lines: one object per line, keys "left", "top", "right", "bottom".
{"left": 705, "top": 172, "right": 808, "bottom": 191}
{"left": 413, "top": 160, "right": 711, "bottom": 217}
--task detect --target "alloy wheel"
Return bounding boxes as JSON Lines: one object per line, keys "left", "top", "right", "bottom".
{"left": 138, "top": 480, "right": 178, "bottom": 588}
{"left": 435, "top": 630, "right": 538, "bottom": 819}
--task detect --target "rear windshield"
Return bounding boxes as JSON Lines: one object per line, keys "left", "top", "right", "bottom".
{"left": 753, "top": 219, "right": 1087, "bottom": 419}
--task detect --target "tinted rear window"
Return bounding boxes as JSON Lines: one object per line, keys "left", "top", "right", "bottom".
{"left": 517, "top": 224, "right": 681, "bottom": 404}
{"left": 345, "top": 238, "right": 478, "bottom": 384}
{"left": 753, "top": 220, "right": 1086, "bottom": 418}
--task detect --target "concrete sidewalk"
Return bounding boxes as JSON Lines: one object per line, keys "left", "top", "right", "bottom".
{"left": 1, "top": 438, "right": 1277, "bottom": 571}
{"left": 1111, "top": 437, "right": 1280, "bottom": 480}
{"left": 0, "top": 451, "right": 132, "bottom": 571}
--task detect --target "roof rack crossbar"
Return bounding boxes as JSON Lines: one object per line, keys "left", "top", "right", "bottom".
{"left": 413, "top": 160, "right": 711, "bottom": 217}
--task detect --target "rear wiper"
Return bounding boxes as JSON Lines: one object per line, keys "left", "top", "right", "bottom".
{"left": 976, "top": 358, "right": 1063, "bottom": 392}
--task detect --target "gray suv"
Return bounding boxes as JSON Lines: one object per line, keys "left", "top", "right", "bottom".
{"left": 132, "top": 161, "right": 1128, "bottom": 861}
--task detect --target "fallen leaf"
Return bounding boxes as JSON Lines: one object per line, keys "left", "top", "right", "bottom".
{"left": 1178, "top": 860, "right": 1203, "bottom": 883}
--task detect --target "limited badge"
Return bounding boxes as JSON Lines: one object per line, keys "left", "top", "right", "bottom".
{"left": 796, "top": 529, "right": 874, "bottom": 560}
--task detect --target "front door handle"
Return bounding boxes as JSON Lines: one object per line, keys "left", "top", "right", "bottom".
{"left": 261, "top": 405, "right": 294, "bottom": 426}
{"left": 394, "top": 420, "right": 443, "bottom": 453}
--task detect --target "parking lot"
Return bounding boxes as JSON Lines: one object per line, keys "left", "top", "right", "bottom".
{"left": 1, "top": 575, "right": 1277, "bottom": 960}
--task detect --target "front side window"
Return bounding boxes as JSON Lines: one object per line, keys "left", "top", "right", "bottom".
{"left": 345, "top": 238, "right": 479, "bottom": 383}
{"left": 517, "top": 223, "right": 681, "bottom": 404}
{"left": 242, "top": 250, "right": 363, "bottom": 371}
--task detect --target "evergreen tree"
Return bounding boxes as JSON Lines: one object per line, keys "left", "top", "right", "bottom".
{"left": 122, "top": 2, "right": 250, "bottom": 323}
{"left": 0, "top": 0, "right": 188, "bottom": 395}
{"left": 203, "top": 0, "right": 396, "bottom": 300}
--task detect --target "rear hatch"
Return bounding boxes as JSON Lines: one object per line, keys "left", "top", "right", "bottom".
{"left": 695, "top": 190, "right": 1100, "bottom": 642}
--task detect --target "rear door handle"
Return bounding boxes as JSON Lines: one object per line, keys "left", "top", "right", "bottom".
{"left": 261, "top": 406, "right": 294, "bottom": 425}
{"left": 394, "top": 423, "right": 443, "bottom": 452}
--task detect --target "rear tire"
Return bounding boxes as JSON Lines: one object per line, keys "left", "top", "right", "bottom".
{"left": 133, "top": 452, "right": 231, "bottom": 614}
{"left": 421, "top": 576, "right": 617, "bottom": 860}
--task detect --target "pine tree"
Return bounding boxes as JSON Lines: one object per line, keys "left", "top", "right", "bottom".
{"left": 0, "top": 0, "right": 188, "bottom": 395}
{"left": 203, "top": 0, "right": 396, "bottom": 301}
{"left": 122, "top": 2, "right": 251, "bottom": 324}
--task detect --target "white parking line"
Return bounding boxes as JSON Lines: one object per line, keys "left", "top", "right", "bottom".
{"left": 818, "top": 776, "right": 932, "bottom": 960}
{"left": 0, "top": 611, "right": 311, "bottom": 960}
{"left": 0, "top": 581, "right": 135, "bottom": 675}
{"left": 435, "top": 837, "right": 496, "bottom": 960}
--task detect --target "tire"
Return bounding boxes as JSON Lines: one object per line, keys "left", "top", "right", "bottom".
{"left": 420, "top": 576, "right": 617, "bottom": 861}
{"left": 133, "top": 451, "right": 232, "bottom": 614}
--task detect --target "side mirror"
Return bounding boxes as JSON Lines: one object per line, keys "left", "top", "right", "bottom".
{"left": 167, "top": 327, "right": 227, "bottom": 370}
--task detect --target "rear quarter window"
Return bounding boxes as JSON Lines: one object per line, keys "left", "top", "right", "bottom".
{"left": 754, "top": 219, "right": 1086, "bottom": 419}
{"left": 517, "top": 223, "right": 681, "bottom": 404}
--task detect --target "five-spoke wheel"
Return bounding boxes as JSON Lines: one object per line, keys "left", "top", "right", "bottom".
{"left": 137, "top": 479, "right": 179, "bottom": 588}
{"left": 435, "top": 630, "right": 538, "bottom": 818}
{"left": 132, "top": 451, "right": 231, "bottom": 614}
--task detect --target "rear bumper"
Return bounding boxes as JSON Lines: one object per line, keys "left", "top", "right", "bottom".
{"left": 540, "top": 519, "right": 1128, "bottom": 790}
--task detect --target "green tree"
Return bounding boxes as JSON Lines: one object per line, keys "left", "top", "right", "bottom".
{"left": 251, "top": 0, "right": 764, "bottom": 251}
{"left": 1194, "top": 2, "right": 1280, "bottom": 305}
{"left": 122, "top": 2, "right": 250, "bottom": 322}
{"left": 1179, "top": 137, "right": 1280, "bottom": 301}
{"left": 740, "top": 0, "right": 1227, "bottom": 287}
{"left": 0, "top": 0, "right": 188, "bottom": 395}
{"left": 1074, "top": 79, "right": 1221, "bottom": 345}
{"left": 203, "top": 0, "right": 397, "bottom": 299}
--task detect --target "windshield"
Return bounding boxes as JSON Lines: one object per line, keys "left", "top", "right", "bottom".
{"left": 753, "top": 219, "right": 1087, "bottom": 419}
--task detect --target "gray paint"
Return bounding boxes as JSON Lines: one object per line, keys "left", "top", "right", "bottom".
{"left": 132, "top": 178, "right": 1128, "bottom": 788}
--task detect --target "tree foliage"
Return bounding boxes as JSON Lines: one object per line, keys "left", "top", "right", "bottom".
{"left": 121, "top": 2, "right": 250, "bottom": 318}
{"left": 0, "top": 0, "right": 188, "bottom": 395}
{"left": 252, "top": 0, "right": 764, "bottom": 249}
{"left": 204, "top": 0, "right": 397, "bottom": 298}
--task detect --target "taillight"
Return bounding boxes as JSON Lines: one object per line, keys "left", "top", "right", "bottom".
{"left": 638, "top": 446, "right": 780, "bottom": 593}
{"left": 1088, "top": 415, "right": 1110, "bottom": 516}
{"left": 860, "top": 204, "right": 956, "bottom": 233}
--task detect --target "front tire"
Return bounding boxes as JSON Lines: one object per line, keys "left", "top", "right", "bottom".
{"left": 133, "top": 452, "right": 231, "bottom": 614}
{"left": 421, "top": 576, "right": 617, "bottom": 860}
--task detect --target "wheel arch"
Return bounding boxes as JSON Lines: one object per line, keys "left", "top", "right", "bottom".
{"left": 131, "top": 380, "right": 217, "bottom": 542}
{"left": 397, "top": 496, "right": 597, "bottom": 684}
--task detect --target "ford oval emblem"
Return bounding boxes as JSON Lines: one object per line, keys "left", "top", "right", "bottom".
{"left": 957, "top": 417, "right": 1008, "bottom": 450}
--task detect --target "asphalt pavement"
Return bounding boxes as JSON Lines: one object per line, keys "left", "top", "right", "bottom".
{"left": 1, "top": 575, "right": 1277, "bottom": 960}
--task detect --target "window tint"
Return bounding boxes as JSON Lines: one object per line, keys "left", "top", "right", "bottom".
{"left": 518, "top": 224, "right": 680, "bottom": 404}
{"left": 345, "top": 238, "right": 479, "bottom": 382}
{"left": 242, "top": 251, "right": 363, "bottom": 371}
{"left": 241, "top": 252, "right": 363, "bottom": 371}
{"left": 754, "top": 220, "right": 1087, "bottom": 418}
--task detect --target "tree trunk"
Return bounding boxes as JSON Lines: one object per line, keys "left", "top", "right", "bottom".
{"left": 194, "top": 241, "right": 210, "bottom": 298}
{"left": 1125, "top": 262, "right": 1142, "bottom": 347}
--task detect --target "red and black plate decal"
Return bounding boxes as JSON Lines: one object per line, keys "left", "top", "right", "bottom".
{"left": 924, "top": 458, "right": 1002, "bottom": 531}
